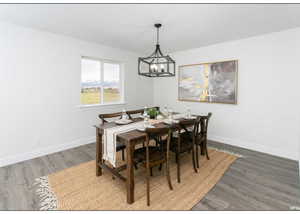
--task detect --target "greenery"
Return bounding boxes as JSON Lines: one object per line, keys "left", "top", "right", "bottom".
{"left": 147, "top": 107, "right": 159, "bottom": 118}
{"left": 80, "top": 88, "right": 120, "bottom": 105}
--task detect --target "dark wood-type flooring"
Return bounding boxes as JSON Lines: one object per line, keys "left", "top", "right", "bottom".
{"left": 0, "top": 141, "right": 299, "bottom": 210}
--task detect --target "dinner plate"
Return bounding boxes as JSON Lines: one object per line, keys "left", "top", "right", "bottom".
{"left": 163, "top": 119, "right": 179, "bottom": 124}
{"left": 136, "top": 125, "right": 155, "bottom": 132}
{"left": 184, "top": 116, "right": 197, "bottom": 119}
{"left": 115, "top": 119, "right": 133, "bottom": 125}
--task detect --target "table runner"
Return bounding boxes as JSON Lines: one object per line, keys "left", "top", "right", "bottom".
{"left": 103, "top": 121, "right": 145, "bottom": 167}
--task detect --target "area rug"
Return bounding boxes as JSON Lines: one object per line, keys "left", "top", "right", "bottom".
{"left": 34, "top": 148, "right": 239, "bottom": 210}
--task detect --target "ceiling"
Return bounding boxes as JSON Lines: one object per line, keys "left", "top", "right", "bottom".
{"left": 0, "top": 4, "right": 300, "bottom": 54}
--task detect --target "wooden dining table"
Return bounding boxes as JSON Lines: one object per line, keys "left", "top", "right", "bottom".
{"left": 94, "top": 115, "right": 196, "bottom": 204}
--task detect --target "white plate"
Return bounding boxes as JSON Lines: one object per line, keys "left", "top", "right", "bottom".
{"left": 115, "top": 119, "right": 133, "bottom": 125}
{"left": 184, "top": 116, "right": 197, "bottom": 119}
{"left": 163, "top": 119, "right": 179, "bottom": 124}
{"left": 136, "top": 125, "right": 155, "bottom": 131}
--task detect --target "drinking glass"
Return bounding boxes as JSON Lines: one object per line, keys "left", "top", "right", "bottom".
{"left": 186, "top": 108, "right": 191, "bottom": 118}
{"left": 163, "top": 106, "right": 168, "bottom": 118}
{"left": 144, "top": 115, "right": 150, "bottom": 128}
{"left": 143, "top": 106, "right": 148, "bottom": 118}
{"left": 122, "top": 109, "right": 128, "bottom": 120}
{"left": 168, "top": 108, "right": 173, "bottom": 120}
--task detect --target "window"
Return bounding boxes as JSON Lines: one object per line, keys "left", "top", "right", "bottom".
{"left": 80, "top": 57, "right": 123, "bottom": 105}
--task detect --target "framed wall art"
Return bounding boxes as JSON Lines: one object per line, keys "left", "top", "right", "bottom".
{"left": 178, "top": 60, "right": 238, "bottom": 104}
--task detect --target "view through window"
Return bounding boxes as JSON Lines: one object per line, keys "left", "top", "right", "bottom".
{"left": 81, "top": 57, "right": 122, "bottom": 105}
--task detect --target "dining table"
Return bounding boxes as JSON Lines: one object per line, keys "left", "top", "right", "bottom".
{"left": 94, "top": 114, "right": 197, "bottom": 204}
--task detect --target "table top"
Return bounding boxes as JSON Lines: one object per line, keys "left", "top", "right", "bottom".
{"left": 94, "top": 114, "right": 199, "bottom": 145}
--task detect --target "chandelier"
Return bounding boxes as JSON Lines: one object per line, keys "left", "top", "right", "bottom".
{"left": 138, "top": 23, "right": 176, "bottom": 77}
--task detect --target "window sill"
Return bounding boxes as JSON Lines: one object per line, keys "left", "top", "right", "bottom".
{"left": 77, "top": 102, "right": 127, "bottom": 109}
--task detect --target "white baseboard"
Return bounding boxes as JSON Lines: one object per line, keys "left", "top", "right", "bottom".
{"left": 208, "top": 135, "right": 297, "bottom": 161}
{"left": 0, "top": 134, "right": 296, "bottom": 167}
{"left": 0, "top": 136, "right": 96, "bottom": 167}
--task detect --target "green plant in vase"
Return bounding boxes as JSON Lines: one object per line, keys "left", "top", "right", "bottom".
{"left": 147, "top": 108, "right": 159, "bottom": 119}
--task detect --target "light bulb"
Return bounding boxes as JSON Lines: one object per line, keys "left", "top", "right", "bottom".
{"left": 160, "top": 64, "right": 165, "bottom": 72}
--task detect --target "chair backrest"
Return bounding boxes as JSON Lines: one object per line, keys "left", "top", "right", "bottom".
{"left": 98, "top": 112, "right": 124, "bottom": 124}
{"left": 144, "top": 127, "right": 172, "bottom": 162}
{"left": 99, "top": 107, "right": 161, "bottom": 123}
{"left": 200, "top": 113, "right": 212, "bottom": 135}
{"left": 127, "top": 106, "right": 160, "bottom": 119}
{"left": 145, "top": 127, "right": 170, "bottom": 140}
{"left": 126, "top": 109, "right": 144, "bottom": 119}
{"left": 179, "top": 116, "right": 201, "bottom": 138}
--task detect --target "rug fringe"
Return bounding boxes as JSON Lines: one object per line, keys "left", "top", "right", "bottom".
{"left": 209, "top": 146, "right": 244, "bottom": 158}
{"left": 34, "top": 176, "right": 58, "bottom": 210}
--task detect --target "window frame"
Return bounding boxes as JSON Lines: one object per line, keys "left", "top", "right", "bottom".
{"left": 80, "top": 56, "right": 125, "bottom": 107}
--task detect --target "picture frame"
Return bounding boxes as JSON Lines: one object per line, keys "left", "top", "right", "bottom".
{"left": 178, "top": 60, "right": 238, "bottom": 104}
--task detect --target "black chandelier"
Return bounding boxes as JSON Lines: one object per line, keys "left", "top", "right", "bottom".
{"left": 138, "top": 23, "right": 176, "bottom": 77}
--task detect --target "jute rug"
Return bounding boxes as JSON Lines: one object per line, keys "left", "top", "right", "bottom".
{"left": 35, "top": 148, "right": 239, "bottom": 210}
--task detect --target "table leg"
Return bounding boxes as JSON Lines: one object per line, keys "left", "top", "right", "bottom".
{"left": 126, "top": 141, "right": 135, "bottom": 204}
{"left": 96, "top": 128, "right": 102, "bottom": 176}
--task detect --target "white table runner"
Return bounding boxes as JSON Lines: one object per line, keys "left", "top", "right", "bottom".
{"left": 103, "top": 121, "right": 145, "bottom": 167}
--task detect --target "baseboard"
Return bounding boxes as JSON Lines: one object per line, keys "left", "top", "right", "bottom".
{"left": 208, "top": 135, "right": 298, "bottom": 161}
{"left": 0, "top": 136, "right": 96, "bottom": 167}
{"left": 0, "top": 134, "right": 296, "bottom": 167}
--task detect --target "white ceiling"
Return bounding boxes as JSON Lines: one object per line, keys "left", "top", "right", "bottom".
{"left": 1, "top": 4, "right": 300, "bottom": 54}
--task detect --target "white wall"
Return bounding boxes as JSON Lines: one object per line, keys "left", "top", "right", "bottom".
{"left": 0, "top": 22, "right": 153, "bottom": 167}
{"left": 298, "top": 119, "right": 300, "bottom": 178}
{"left": 153, "top": 28, "right": 300, "bottom": 160}
{"left": 1, "top": 22, "right": 299, "bottom": 167}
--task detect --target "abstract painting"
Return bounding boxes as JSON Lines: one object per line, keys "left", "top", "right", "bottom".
{"left": 178, "top": 60, "right": 238, "bottom": 104}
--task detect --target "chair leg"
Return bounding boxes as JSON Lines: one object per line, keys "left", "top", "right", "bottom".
{"left": 146, "top": 167, "right": 150, "bottom": 206}
{"left": 196, "top": 145, "right": 200, "bottom": 168}
{"left": 192, "top": 145, "right": 198, "bottom": 173}
{"left": 205, "top": 140, "right": 210, "bottom": 160}
{"left": 177, "top": 152, "right": 181, "bottom": 183}
{"left": 159, "top": 163, "right": 162, "bottom": 171}
{"left": 121, "top": 149, "right": 125, "bottom": 161}
{"left": 200, "top": 142, "right": 205, "bottom": 156}
{"left": 166, "top": 159, "right": 173, "bottom": 190}
{"left": 150, "top": 167, "right": 153, "bottom": 176}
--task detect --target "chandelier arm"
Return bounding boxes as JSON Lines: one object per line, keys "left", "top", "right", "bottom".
{"left": 156, "top": 45, "right": 164, "bottom": 57}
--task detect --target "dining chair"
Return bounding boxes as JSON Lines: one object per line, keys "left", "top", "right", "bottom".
{"left": 98, "top": 112, "right": 127, "bottom": 161}
{"left": 169, "top": 117, "right": 201, "bottom": 183}
{"left": 196, "top": 113, "right": 212, "bottom": 168}
{"left": 127, "top": 106, "right": 161, "bottom": 150}
{"left": 133, "top": 127, "right": 173, "bottom": 206}
{"left": 126, "top": 106, "right": 160, "bottom": 120}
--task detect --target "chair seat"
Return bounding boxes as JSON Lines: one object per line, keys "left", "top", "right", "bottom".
{"left": 116, "top": 141, "right": 126, "bottom": 151}
{"left": 133, "top": 146, "right": 165, "bottom": 165}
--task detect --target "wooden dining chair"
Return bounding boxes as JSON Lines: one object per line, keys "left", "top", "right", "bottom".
{"left": 126, "top": 106, "right": 160, "bottom": 120}
{"left": 169, "top": 117, "right": 201, "bottom": 183}
{"left": 98, "top": 112, "right": 127, "bottom": 161}
{"left": 196, "top": 113, "right": 212, "bottom": 168}
{"left": 127, "top": 106, "right": 161, "bottom": 150}
{"left": 133, "top": 127, "right": 173, "bottom": 206}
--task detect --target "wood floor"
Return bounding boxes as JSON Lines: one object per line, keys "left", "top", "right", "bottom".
{"left": 0, "top": 140, "right": 299, "bottom": 210}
